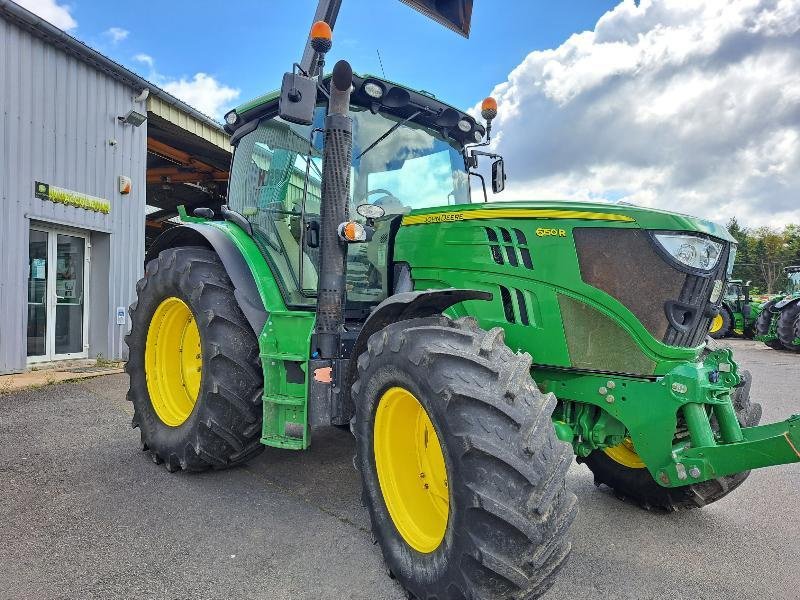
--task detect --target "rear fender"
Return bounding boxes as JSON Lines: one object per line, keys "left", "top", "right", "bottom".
{"left": 146, "top": 224, "right": 268, "bottom": 336}
{"left": 774, "top": 296, "right": 800, "bottom": 311}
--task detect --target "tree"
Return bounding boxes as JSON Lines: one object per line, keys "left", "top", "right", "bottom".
{"left": 726, "top": 219, "right": 798, "bottom": 294}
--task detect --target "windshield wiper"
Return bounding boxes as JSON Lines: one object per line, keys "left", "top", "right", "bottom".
{"left": 356, "top": 110, "right": 423, "bottom": 160}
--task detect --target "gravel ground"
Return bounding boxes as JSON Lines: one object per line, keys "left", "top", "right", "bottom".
{"left": 1, "top": 339, "right": 798, "bottom": 600}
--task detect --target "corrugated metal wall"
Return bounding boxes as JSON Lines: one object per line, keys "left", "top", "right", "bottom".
{"left": 0, "top": 16, "right": 146, "bottom": 373}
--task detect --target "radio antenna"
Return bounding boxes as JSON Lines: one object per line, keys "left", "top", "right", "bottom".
{"left": 376, "top": 48, "right": 386, "bottom": 78}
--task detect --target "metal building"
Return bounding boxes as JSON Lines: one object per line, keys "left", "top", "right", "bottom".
{"left": 0, "top": 0, "right": 231, "bottom": 374}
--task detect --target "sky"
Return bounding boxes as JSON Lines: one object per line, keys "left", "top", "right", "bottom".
{"left": 13, "top": 0, "right": 800, "bottom": 228}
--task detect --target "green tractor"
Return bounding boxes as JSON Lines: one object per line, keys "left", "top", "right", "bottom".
{"left": 708, "top": 279, "right": 763, "bottom": 339}
{"left": 755, "top": 266, "right": 800, "bottom": 351}
{"left": 126, "top": 7, "right": 800, "bottom": 599}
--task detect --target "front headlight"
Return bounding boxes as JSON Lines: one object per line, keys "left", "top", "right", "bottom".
{"left": 654, "top": 233, "right": 723, "bottom": 271}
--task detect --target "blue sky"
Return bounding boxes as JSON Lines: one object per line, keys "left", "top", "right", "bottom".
{"left": 32, "top": 0, "right": 618, "bottom": 115}
{"left": 16, "top": 0, "right": 800, "bottom": 227}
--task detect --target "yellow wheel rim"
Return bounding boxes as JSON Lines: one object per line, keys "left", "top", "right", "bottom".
{"left": 145, "top": 297, "right": 202, "bottom": 427}
{"left": 604, "top": 437, "right": 646, "bottom": 469}
{"left": 373, "top": 387, "right": 449, "bottom": 553}
{"left": 709, "top": 313, "right": 724, "bottom": 333}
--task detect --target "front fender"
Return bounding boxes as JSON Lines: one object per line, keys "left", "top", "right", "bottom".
{"left": 353, "top": 288, "right": 493, "bottom": 355}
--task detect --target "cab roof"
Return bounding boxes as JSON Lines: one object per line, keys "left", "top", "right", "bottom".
{"left": 224, "top": 72, "right": 484, "bottom": 148}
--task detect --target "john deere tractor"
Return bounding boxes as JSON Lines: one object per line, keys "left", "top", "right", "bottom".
{"left": 708, "top": 279, "right": 764, "bottom": 339}
{"left": 126, "top": 5, "right": 800, "bottom": 599}
{"left": 755, "top": 266, "right": 800, "bottom": 351}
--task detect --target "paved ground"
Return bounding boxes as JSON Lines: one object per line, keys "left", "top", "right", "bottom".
{"left": 1, "top": 339, "right": 798, "bottom": 600}
{"left": 0, "top": 359, "right": 123, "bottom": 393}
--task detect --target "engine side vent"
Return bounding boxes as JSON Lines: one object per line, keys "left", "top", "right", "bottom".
{"left": 516, "top": 289, "right": 530, "bottom": 325}
{"left": 499, "top": 285, "right": 532, "bottom": 326}
{"left": 499, "top": 285, "right": 515, "bottom": 323}
{"left": 514, "top": 228, "right": 534, "bottom": 269}
{"left": 484, "top": 227, "right": 534, "bottom": 270}
{"left": 485, "top": 227, "right": 504, "bottom": 265}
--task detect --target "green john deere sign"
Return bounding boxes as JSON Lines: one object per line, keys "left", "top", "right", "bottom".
{"left": 35, "top": 181, "right": 110, "bottom": 214}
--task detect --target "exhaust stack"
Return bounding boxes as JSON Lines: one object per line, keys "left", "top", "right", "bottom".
{"left": 314, "top": 60, "right": 353, "bottom": 359}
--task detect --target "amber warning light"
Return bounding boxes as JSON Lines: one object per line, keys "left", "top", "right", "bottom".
{"left": 481, "top": 97, "right": 498, "bottom": 121}
{"left": 310, "top": 21, "right": 333, "bottom": 53}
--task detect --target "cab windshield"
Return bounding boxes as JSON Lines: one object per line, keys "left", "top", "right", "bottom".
{"left": 788, "top": 271, "right": 800, "bottom": 295}
{"left": 227, "top": 105, "right": 470, "bottom": 308}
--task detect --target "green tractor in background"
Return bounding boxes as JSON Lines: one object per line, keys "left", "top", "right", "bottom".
{"left": 755, "top": 266, "right": 800, "bottom": 351}
{"left": 125, "top": 5, "right": 800, "bottom": 599}
{"left": 708, "top": 279, "right": 764, "bottom": 339}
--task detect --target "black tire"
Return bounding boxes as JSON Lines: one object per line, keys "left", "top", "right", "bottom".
{"left": 126, "top": 247, "right": 264, "bottom": 472}
{"left": 709, "top": 306, "right": 732, "bottom": 339}
{"left": 755, "top": 300, "right": 784, "bottom": 349}
{"left": 581, "top": 370, "right": 762, "bottom": 511}
{"left": 352, "top": 316, "right": 576, "bottom": 600}
{"left": 776, "top": 302, "right": 800, "bottom": 352}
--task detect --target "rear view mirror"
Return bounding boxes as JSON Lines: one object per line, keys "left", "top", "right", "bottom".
{"left": 491, "top": 158, "right": 506, "bottom": 193}
{"left": 279, "top": 72, "right": 317, "bottom": 126}
{"left": 306, "top": 220, "right": 320, "bottom": 248}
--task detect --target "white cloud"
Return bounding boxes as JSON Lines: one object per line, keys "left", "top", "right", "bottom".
{"left": 483, "top": 0, "right": 800, "bottom": 228}
{"left": 162, "top": 73, "right": 240, "bottom": 120}
{"left": 133, "top": 53, "right": 154, "bottom": 69}
{"left": 104, "top": 27, "right": 129, "bottom": 44}
{"left": 128, "top": 55, "right": 239, "bottom": 120}
{"left": 15, "top": 0, "right": 76, "bottom": 31}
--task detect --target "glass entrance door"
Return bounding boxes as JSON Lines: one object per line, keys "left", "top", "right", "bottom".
{"left": 27, "top": 228, "right": 89, "bottom": 362}
{"left": 54, "top": 234, "right": 87, "bottom": 356}
{"left": 27, "top": 230, "right": 49, "bottom": 358}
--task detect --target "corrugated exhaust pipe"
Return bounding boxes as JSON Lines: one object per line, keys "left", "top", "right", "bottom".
{"left": 314, "top": 59, "right": 353, "bottom": 359}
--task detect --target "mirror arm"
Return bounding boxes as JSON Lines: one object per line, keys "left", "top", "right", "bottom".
{"left": 469, "top": 171, "right": 488, "bottom": 203}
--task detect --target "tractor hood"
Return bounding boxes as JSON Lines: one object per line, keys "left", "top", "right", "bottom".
{"left": 394, "top": 198, "right": 735, "bottom": 376}
{"left": 401, "top": 200, "right": 735, "bottom": 243}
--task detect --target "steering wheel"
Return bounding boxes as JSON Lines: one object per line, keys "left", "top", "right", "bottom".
{"left": 366, "top": 188, "right": 397, "bottom": 201}
{"left": 365, "top": 188, "right": 407, "bottom": 215}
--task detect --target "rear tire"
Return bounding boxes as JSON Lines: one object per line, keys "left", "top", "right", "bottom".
{"left": 353, "top": 316, "right": 576, "bottom": 600}
{"left": 126, "top": 247, "right": 264, "bottom": 472}
{"left": 709, "top": 307, "right": 732, "bottom": 339}
{"left": 755, "top": 300, "right": 784, "bottom": 349}
{"left": 776, "top": 302, "right": 800, "bottom": 352}
{"left": 581, "top": 370, "right": 762, "bottom": 511}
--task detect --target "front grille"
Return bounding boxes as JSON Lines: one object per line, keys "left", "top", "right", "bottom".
{"left": 664, "top": 256, "right": 728, "bottom": 346}
{"left": 574, "top": 228, "right": 728, "bottom": 348}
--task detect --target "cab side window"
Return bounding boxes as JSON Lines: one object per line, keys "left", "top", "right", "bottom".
{"left": 228, "top": 117, "right": 322, "bottom": 306}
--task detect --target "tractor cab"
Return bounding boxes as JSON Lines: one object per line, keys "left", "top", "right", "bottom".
{"left": 785, "top": 266, "right": 800, "bottom": 295}
{"left": 724, "top": 280, "right": 745, "bottom": 304}
{"left": 223, "top": 73, "right": 499, "bottom": 311}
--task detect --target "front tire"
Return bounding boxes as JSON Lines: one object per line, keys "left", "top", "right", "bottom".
{"left": 352, "top": 316, "right": 576, "bottom": 599}
{"left": 126, "top": 247, "right": 264, "bottom": 472}
{"left": 709, "top": 307, "right": 732, "bottom": 339}
{"left": 776, "top": 303, "right": 800, "bottom": 352}
{"left": 582, "top": 370, "right": 762, "bottom": 511}
{"left": 755, "top": 300, "right": 784, "bottom": 349}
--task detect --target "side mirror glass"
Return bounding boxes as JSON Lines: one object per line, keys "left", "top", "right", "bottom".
{"left": 491, "top": 158, "right": 506, "bottom": 193}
